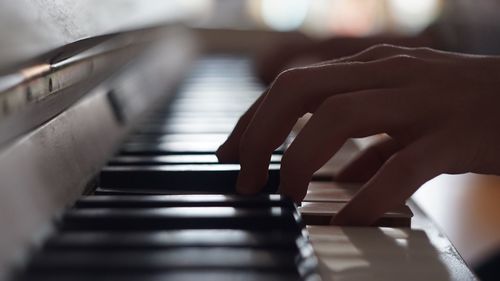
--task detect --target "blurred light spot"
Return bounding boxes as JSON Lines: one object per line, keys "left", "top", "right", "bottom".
{"left": 327, "top": 0, "right": 381, "bottom": 36}
{"left": 388, "top": 0, "right": 440, "bottom": 34}
{"left": 261, "top": 0, "right": 310, "bottom": 31}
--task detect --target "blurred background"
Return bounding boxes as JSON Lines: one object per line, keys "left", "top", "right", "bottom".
{"left": 175, "top": 0, "right": 441, "bottom": 36}
{"left": 3, "top": 0, "right": 500, "bottom": 74}
{"left": 167, "top": 0, "right": 500, "bottom": 54}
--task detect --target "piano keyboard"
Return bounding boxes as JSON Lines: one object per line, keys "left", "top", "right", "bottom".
{"left": 14, "top": 56, "right": 467, "bottom": 281}
{"left": 14, "top": 57, "right": 318, "bottom": 281}
{"left": 22, "top": 195, "right": 317, "bottom": 281}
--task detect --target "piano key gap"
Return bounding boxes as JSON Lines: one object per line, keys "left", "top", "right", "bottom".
{"left": 48, "top": 78, "right": 53, "bottom": 92}
{"left": 25, "top": 87, "right": 33, "bottom": 102}
{"left": 2, "top": 98, "right": 8, "bottom": 115}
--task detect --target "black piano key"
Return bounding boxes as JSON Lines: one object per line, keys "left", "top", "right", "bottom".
{"left": 136, "top": 123, "right": 236, "bottom": 134}
{"left": 139, "top": 121, "right": 237, "bottom": 131}
{"left": 108, "top": 154, "right": 221, "bottom": 165}
{"left": 19, "top": 270, "right": 302, "bottom": 281}
{"left": 45, "top": 230, "right": 304, "bottom": 250}
{"left": 124, "top": 133, "right": 228, "bottom": 144}
{"left": 74, "top": 194, "right": 295, "bottom": 209}
{"left": 176, "top": 82, "right": 259, "bottom": 90}
{"left": 160, "top": 115, "right": 240, "bottom": 122}
{"left": 99, "top": 164, "right": 280, "bottom": 194}
{"left": 27, "top": 248, "right": 300, "bottom": 272}
{"left": 165, "top": 104, "right": 252, "bottom": 114}
{"left": 146, "top": 112, "right": 244, "bottom": 122}
{"left": 118, "top": 142, "right": 285, "bottom": 155}
{"left": 61, "top": 207, "right": 302, "bottom": 232}
{"left": 119, "top": 141, "right": 224, "bottom": 154}
{"left": 15, "top": 57, "right": 322, "bottom": 281}
{"left": 93, "top": 187, "right": 176, "bottom": 195}
{"left": 108, "top": 154, "right": 282, "bottom": 165}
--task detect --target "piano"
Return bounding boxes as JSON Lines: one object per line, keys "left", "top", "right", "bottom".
{"left": 0, "top": 2, "right": 480, "bottom": 281}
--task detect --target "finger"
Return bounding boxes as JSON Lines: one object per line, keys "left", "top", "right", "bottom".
{"left": 216, "top": 91, "right": 267, "bottom": 163}
{"left": 278, "top": 89, "right": 410, "bottom": 202}
{"left": 332, "top": 136, "right": 446, "bottom": 226}
{"left": 335, "top": 136, "right": 400, "bottom": 183}
{"left": 220, "top": 45, "right": 424, "bottom": 164}
{"left": 219, "top": 47, "right": 401, "bottom": 163}
{"left": 218, "top": 50, "right": 365, "bottom": 164}
{"left": 236, "top": 56, "right": 421, "bottom": 195}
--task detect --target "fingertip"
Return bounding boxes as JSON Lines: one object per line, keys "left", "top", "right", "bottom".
{"left": 216, "top": 144, "right": 233, "bottom": 163}
{"left": 216, "top": 138, "right": 241, "bottom": 163}
{"left": 235, "top": 166, "right": 269, "bottom": 195}
{"left": 277, "top": 172, "right": 309, "bottom": 204}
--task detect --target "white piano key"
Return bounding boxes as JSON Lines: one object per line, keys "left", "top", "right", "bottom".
{"left": 299, "top": 202, "right": 412, "bottom": 227}
{"left": 304, "top": 182, "right": 361, "bottom": 203}
{"left": 308, "top": 226, "right": 453, "bottom": 281}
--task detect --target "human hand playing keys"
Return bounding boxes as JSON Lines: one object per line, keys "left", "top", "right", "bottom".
{"left": 217, "top": 44, "right": 500, "bottom": 226}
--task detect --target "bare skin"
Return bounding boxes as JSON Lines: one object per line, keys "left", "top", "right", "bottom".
{"left": 255, "top": 33, "right": 436, "bottom": 84}
{"left": 217, "top": 44, "right": 500, "bottom": 226}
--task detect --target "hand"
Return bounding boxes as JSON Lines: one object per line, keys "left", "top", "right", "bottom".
{"left": 255, "top": 34, "right": 436, "bottom": 85}
{"left": 217, "top": 44, "right": 500, "bottom": 226}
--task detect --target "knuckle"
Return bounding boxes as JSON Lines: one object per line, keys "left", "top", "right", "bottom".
{"left": 271, "top": 67, "right": 310, "bottom": 113}
{"left": 273, "top": 68, "right": 302, "bottom": 87}
{"left": 383, "top": 55, "right": 424, "bottom": 72}
{"left": 389, "top": 54, "right": 420, "bottom": 66}
{"left": 370, "top": 43, "right": 400, "bottom": 53}
{"left": 413, "top": 46, "right": 434, "bottom": 54}
{"left": 270, "top": 69, "right": 296, "bottom": 99}
{"left": 365, "top": 43, "right": 401, "bottom": 57}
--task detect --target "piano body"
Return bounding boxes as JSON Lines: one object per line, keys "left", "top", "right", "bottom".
{"left": 0, "top": 1, "right": 482, "bottom": 280}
